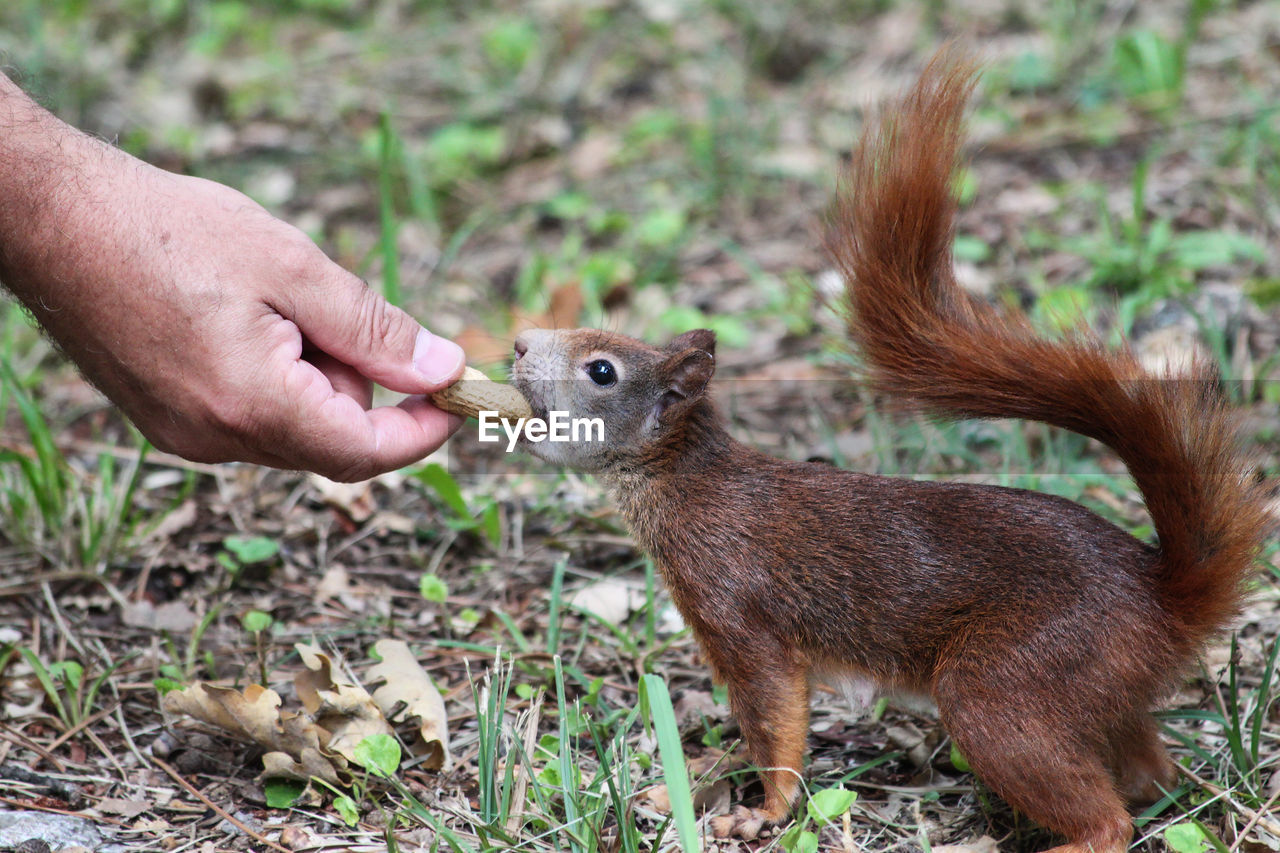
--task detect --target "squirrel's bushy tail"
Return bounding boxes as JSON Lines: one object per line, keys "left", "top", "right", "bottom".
{"left": 828, "top": 53, "right": 1268, "bottom": 643}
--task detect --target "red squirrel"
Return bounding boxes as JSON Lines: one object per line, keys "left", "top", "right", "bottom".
{"left": 508, "top": 55, "right": 1269, "bottom": 853}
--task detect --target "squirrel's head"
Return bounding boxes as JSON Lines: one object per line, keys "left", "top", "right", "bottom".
{"left": 510, "top": 328, "right": 717, "bottom": 473}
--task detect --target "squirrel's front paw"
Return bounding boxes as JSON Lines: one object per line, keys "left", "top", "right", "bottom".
{"left": 710, "top": 805, "right": 772, "bottom": 840}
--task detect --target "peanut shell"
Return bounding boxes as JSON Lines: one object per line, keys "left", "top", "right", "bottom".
{"left": 429, "top": 367, "right": 532, "bottom": 420}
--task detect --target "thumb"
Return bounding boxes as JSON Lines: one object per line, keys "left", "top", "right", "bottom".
{"left": 286, "top": 261, "right": 465, "bottom": 393}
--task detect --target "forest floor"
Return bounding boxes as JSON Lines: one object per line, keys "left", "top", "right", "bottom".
{"left": 1, "top": 1, "right": 1279, "bottom": 851}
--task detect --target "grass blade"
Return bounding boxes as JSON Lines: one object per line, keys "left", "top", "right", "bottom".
{"left": 640, "top": 673, "right": 699, "bottom": 852}
{"left": 554, "top": 656, "right": 583, "bottom": 853}
{"left": 377, "top": 111, "right": 403, "bottom": 307}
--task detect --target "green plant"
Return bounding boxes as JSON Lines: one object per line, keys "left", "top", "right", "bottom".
{"left": 311, "top": 774, "right": 363, "bottom": 827}
{"left": 1263, "top": 542, "right": 1280, "bottom": 584}
{"left": 482, "top": 17, "right": 539, "bottom": 76}
{"left": 0, "top": 356, "right": 148, "bottom": 572}
{"left": 155, "top": 604, "right": 224, "bottom": 691}
{"left": 412, "top": 462, "right": 502, "bottom": 547}
{"left": 0, "top": 643, "right": 15, "bottom": 681}
{"left": 1110, "top": 0, "right": 1216, "bottom": 115}
{"left": 689, "top": 90, "right": 755, "bottom": 210}
{"left": 266, "top": 731, "right": 422, "bottom": 829}
{"left": 242, "top": 609, "right": 274, "bottom": 686}
{"left": 1160, "top": 634, "right": 1280, "bottom": 807}
{"left": 516, "top": 187, "right": 700, "bottom": 325}
{"left": 353, "top": 732, "right": 402, "bottom": 778}
{"left": 657, "top": 304, "right": 751, "bottom": 349}
{"left": 1058, "top": 159, "right": 1264, "bottom": 311}
{"left": 216, "top": 535, "right": 281, "bottom": 583}
{"left": 471, "top": 653, "right": 519, "bottom": 828}
{"left": 545, "top": 557, "right": 567, "bottom": 654}
{"left": 423, "top": 122, "right": 506, "bottom": 188}
{"left": 444, "top": 653, "right": 658, "bottom": 851}
{"left": 779, "top": 786, "right": 858, "bottom": 853}
{"left": 1193, "top": 307, "right": 1280, "bottom": 404}
{"left": 639, "top": 672, "right": 698, "bottom": 853}
{"left": 19, "top": 646, "right": 132, "bottom": 731}
{"left": 418, "top": 573, "right": 448, "bottom": 604}
{"left": 1162, "top": 821, "right": 1221, "bottom": 853}
{"left": 1112, "top": 29, "right": 1185, "bottom": 114}
{"left": 376, "top": 112, "right": 405, "bottom": 308}
{"left": 263, "top": 777, "right": 307, "bottom": 810}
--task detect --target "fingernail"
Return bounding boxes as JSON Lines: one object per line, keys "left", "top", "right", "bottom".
{"left": 414, "top": 328, "right": 465, "bottom": 385}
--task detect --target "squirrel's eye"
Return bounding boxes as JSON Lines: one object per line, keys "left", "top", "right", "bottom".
{"left": 586, "top": 360, "right": 617, "bottom": 387}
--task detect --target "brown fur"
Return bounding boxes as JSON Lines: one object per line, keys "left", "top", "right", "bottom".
{"left": 509, "top": 53, "right": 1270, "bottom": 853}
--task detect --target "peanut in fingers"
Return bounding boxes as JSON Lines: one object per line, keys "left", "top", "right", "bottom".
{"left": 429, "top": 366, "right": 532, "bottom": 420}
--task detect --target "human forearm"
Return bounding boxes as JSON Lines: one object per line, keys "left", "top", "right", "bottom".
{"left": 0, "top": 71, "right": 230, "bottom": 433}
{"left": 0, "top": 74, "right": 154, "bottom": 365}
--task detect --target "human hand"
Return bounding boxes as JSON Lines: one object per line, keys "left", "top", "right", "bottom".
{"left": 0, "top": 78, "right": 465, "bottom": 481}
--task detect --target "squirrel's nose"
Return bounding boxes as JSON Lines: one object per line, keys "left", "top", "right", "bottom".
{"left": 513, "top": 336, "right": 528, "bottom": 360}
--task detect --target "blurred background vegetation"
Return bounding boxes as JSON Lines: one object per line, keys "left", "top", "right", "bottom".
{"left": 6, "top": 0, "right": 1279, "bottom": 373}
{"left": 2, "top": 0, "right": 1277, "bottom": 554}
{"left": 0, "top": 1, "right": 1278, "bottom": 850}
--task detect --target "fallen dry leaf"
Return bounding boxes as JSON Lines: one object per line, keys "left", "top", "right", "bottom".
{"left": 308, "top": 474, "right": 377, "bottom": 522}
{"left": 162, "top": 682, "right": 328, "bottom": 768}
{"left": 672, "top": 689, "right": 723, "bottom": 729}
{"left": 312, "top": 565, "right": 354, "bottom": 607}
{"left": 1135, "top": 325, "right": 1208, "bottom": 377}
{"left": 641, "top": 784, "right": 671, "bottom": 813}
{"left": 454, "top": 325, "right": 515, "bottom": 368}
{"left": 568, "top": 131, "right": 621, "bottom": 181}
{"left": 94, "top": 798, "right": 150, "bottom": 818}
{"left": 453, "top": 282, "right": 585, "bottom": 367}
{"left": 931, "top": 836, "right": 1001, "bottom": 853}
{"left": 140, "top": 499, "right": 198, "bottom": 543}
{"left": 280, "top": 825, "right": 320, "bottom": 851}
{"left": 885, "top": 722, "right": 933, "bottom": 767}
{"left": 260, "top": 747, "right": 342, "bottom": 787}
{"left": 641, "top": 776, "right": 730, "bottom": 815}
{"left": 121, "top": 599, "right": 198, "bottom": 633}
{"left": 163, "top": 642, "right": 449, "bottom": 787}
{"left": 4, "top": 693, "right": 45, "bottom": 721}
{"left": 294, "top": 644, "right": 394, "bottom": 764}
{"left": 641, "top": 748, "right": 740, "bottom": 814}
{"left": 369, "top": 511, "right": 416, "bottom": 536}
{"left": 569, "top": 579, "right": 646, "bottom": 625}
{"left": 526, "top": 280, "right": 584, "bottom": 331}
{"left": 368, "top": 639, "right": 452, "bottom": 771}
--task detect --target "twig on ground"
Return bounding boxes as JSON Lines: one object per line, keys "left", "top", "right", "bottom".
{"left": 113, "top": 705, "right": 152, "bottom": 776}
{"left": 46, "top": 704, "right": 117, "bottom": 754}
{"left": 151, "top": 755, "right": 293, "bottom": 853}
{"left": 0, "top": 721, "right": 66, "bottom": 771}
{"left": 1176, "top": 763, "right": 1280, "bottom": 838}
{"left": 0, "top": 793, "right": 125, "bottom": 823}
{"left": 1228, "top": 785, "right": 1280, "bottom": 852}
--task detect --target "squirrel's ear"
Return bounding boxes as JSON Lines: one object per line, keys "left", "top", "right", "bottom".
{"left": 667, "top": 329, "right": 716, "bottom": 357}
{"left": 652, "top": 346, "right": 715, "bottom": 426}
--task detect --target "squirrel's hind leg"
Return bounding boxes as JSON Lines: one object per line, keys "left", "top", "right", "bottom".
{"left": 708, "top": 652, "right": 811, "bottom": 840}
{"left": 1104, "top": 712, "right": 1175, "bottom": 805}
{"left": 934, "top": 675, "right": 1133, "bottom": 853}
